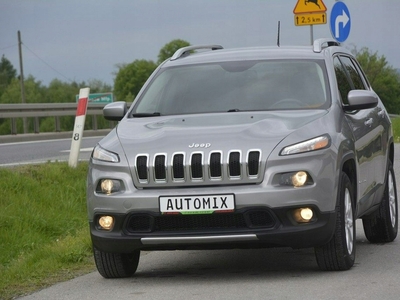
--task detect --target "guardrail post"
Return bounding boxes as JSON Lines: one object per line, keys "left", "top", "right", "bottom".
{"left": 11, "top": 118, "right": 17, "bottom": 134}
{"left": 34, "top": 117, "right": 40, "bottom": 133}
{"left": 92, "top": 115, "right": 98, "bottom": 130}
{"left": 55, "top": 116, "right": 61, "bottom": 132}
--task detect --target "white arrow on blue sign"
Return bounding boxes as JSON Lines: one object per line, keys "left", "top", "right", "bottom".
{"left": 330, "top": 1, "right": 351, "bottom": 43}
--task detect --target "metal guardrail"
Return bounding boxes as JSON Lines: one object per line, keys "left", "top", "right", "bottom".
{"left": 0, "top": 103, "right": 108, "bottom": 135}
{"left": 1, "top": 104, "right": 399, "bottom": 144}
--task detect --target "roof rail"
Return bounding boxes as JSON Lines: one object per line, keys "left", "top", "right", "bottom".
{"left": 170, "top": 45, "right": 223, "bottom": 60}
{"left": 313, "top": 38, "right": 340, "bottom": 53}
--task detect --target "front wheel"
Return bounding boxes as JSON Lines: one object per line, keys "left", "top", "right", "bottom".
{"left": 93, "top": 247, "right": 140, "bottom": 278}
{"left": 315, "top": 172, "right": 355, "bottom": 271}
{"left": 363, "top": 160, "right": 398, "bottom": 243}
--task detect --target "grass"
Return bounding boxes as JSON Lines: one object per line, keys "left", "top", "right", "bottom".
{"left": 391, "top": 117, "right": 400, "bottom": 143}
{"left": 0, "top": 162, "right": 95, "bottom": 300}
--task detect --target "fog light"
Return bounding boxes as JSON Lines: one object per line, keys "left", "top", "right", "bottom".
{"left": 99, "top": 179, "right": 121, "bottom": 195}
{"left": 279, "top": 171, "right": 312, "bottom": 187}
{"left": 293, "top": 208, "right": 314, "bottom": 223}
{"left": 99, "top": 216, "right": 114, "bottom": 230}
{"left": 292, "top": 171, "right": 307, "bottom": 187}
{"left": 101, "top": 179, "right": 114, "bottom": 194}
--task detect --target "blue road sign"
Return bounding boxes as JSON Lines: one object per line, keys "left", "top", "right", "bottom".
{"left": 330, "top": 1, "right": 351, "bottom": 43}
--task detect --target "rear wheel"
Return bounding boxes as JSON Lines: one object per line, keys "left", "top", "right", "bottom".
{"left": 93, "top": 247, "right": 140, "bottom": 278}
{"left": 315, "top": 172, "right": 355, "bottom": 271}
{"left": 363, "top": 160, "right": 398, "bottom": 243}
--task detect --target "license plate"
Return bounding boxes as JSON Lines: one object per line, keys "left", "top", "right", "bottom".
{"left": 159, "top": 194, "right": 235, "bottom": 215}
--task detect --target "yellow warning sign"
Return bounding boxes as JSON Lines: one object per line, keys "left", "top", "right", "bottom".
{"left": 293, "top": 0, "right": 327, "bottom": 14}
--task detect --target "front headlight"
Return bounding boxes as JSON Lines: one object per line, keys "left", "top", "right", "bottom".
{"left": 280, "top": 135, "right": 330, "bottom": 156}
{"left": 92, "top": 145, "right": 120, "bottom": 162}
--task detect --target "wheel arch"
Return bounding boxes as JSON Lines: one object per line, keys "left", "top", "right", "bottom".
{"left": 388, "top": 138, "right": 394, "bottom": 165}
{"left": 340, "top": 153, "right": 357, "bottom": 209}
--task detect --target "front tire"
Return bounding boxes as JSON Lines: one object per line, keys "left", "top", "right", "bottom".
{"left": 93, "top": 247, "right": 140, "bottom": 278}
{"left": 315, "top": 172, "right": 356, "bottom": 271}
{"left": 363, "top": 160, "right": 398, "bottom": 243}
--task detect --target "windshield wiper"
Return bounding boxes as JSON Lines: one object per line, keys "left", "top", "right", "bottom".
{"left": 131, "top": 112, "right": 161, "bottom": 118}
{"left": 227, "top": 108, "right": 241, "bottom": 112}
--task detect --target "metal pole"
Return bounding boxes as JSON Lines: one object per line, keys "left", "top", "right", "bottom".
{"left": 310, "top": 25, "right": 314, "bottom": 45}
{"left": 18, "top": 30, "right": 28, "bottom": 133}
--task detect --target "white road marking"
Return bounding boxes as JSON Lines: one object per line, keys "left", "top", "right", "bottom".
{"left": 60, "top": 147, "right": 93, "bottom": 153}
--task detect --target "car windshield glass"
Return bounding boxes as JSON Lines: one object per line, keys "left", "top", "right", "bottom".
{"left": 132, "top": 59, "right": 330, "bottom": 116}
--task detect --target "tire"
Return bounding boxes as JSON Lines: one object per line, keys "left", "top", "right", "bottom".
{"left": 362, "top": 160, "right": 398, "bottom": 243}
{"left": 315, "top": 172, "right": 356, "bottom": 271}
{"left": 93, "top": 247, "right": 140, "bottom": 278}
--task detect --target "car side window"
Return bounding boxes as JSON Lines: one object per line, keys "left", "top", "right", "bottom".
{"left": 339, "top": 56, "right": 366, "bottom": 90}
{"left": 333, "top": 57, "right": 352, "bottom": 105}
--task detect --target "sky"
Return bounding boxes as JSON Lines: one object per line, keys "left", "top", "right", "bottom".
{"left": 1, "top": 0, "right": 399, "bottom": 87}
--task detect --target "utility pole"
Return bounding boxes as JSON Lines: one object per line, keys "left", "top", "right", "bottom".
{"left": 18, "top": 30, "right": 28, "bottom": 133}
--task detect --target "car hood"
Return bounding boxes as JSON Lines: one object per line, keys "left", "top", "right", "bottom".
{"left": 116, "top": 110, "right": 328, "bottom": 155}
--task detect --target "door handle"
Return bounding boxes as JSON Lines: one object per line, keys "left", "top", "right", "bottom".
{"left": 364, "top": 118, "right": 373, "bottom": 127}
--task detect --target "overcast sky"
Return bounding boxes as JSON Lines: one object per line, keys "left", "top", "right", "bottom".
{"left": 1, "top": 0, "right": 399, "bottom": 87}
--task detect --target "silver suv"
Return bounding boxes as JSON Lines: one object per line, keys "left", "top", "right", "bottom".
{"left": 87, "top": 38, "right": 398, "bottom": 277}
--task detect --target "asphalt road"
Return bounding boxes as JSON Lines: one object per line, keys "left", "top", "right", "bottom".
{"left": 3, "top": 140, "right": 400, "bottom": 300}
{"left": 0, "top": 136, "right": 102, "bottom": 167}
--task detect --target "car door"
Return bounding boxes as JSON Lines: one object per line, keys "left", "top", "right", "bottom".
{"left": 333, "top": 55, "right": 384, "bottom": 214}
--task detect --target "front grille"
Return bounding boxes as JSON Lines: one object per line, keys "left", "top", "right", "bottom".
{"left": 210, "top": 152, "right": 222, "bottom": 177}
{"left": 191, "top": 153, "right": 203, "bottom": 179}
{"left": 136, "top": 155, "right": 148, "bottom": 181}
{"left": 154, "top": 155, "right": 166, "bottom": 180}
{"left": 134, "top": 149, "right": 262, "bottom": 187}
{"left": 173, "top": 154, "right": 184, "bottom": 179}
{"left": 125, "top": 210, "right": 275, "bottom": 233}
{"left": 229, "top": 152, "right": 241, "bottom": 177}
{"left": 155, "top": 214, "right": 246, "bottom": 231}
{"left": 248, "top": 151, "right": 260, "bottom": 176}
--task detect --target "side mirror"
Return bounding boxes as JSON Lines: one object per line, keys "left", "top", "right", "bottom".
{"left": 103, "top": 101, "right": 127, "bottom": 121}
{"left": 344, "top": 90, "right": 378, "bottom": 111}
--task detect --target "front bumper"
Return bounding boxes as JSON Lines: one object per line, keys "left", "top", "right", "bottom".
{"left": 90, "top": 206, "right": 337, "bottom": 253}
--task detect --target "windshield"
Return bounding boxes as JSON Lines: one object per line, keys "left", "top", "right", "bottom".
{"left": 131, "top": 59, "right": 330, "bottom": 116}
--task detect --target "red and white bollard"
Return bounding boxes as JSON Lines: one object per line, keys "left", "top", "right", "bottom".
{"left": 68, "top": 87, "right": 90, "bottom": 168}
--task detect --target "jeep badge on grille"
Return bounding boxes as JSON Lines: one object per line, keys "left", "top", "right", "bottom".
{"left": 189, "top": 143, "right": 211, "bottom": 148}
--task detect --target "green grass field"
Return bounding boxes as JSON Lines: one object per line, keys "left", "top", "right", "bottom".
{"left": 391, "top": 117, "right": 400, "bottom": 143}
{"left": 0, "top": 162, "right": 94, "bottom": 300}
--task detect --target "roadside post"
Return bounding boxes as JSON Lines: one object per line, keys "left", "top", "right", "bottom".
{"left": 68, "top": 87, "right": 90, "bottom": 168}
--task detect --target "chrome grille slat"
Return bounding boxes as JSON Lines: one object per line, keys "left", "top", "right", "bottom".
{"left": 133, "top": 150, "right": 262, "bottom": 187}
{"left": 136, "top": 155, "right": 149, "bottom": 182}
{"left": 172, "top": 153, "right": 185, "bottom": 179}
{"left": 228, "top": 151, "right": 241, "bottom": 177}
{"left": 191, "top": 153, "right": 203, "bottom": 179}
{"left": 154, "top": 155, "right": 166, "bottom": 181}
{"left": 248, "top": 151, "right": 260, "bottom": 176}
{"left": 209, "top": 152, "right": 222, "bottom": 178}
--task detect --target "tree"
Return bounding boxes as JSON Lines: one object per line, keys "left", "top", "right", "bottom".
{"left": 113, "top": 60, "right": 157, "bottom": 102}
{"left": 157, "top": 39, "right": 190, "bottom": 64}
{"left": 353, "top": 47, "right": 400, "bottom": 114}
{"left": 0, "top": 55, "right": 17, "bottom": 97}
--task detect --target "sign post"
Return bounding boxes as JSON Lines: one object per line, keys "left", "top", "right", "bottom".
{"left": 69, "top": 87, "right": 90, "bottom": 168}
{"left": 330, "top": 1, "right": 351, "bottom": 42}
{"left": 293, "top": 0, "right": 327, "bottom": 44}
